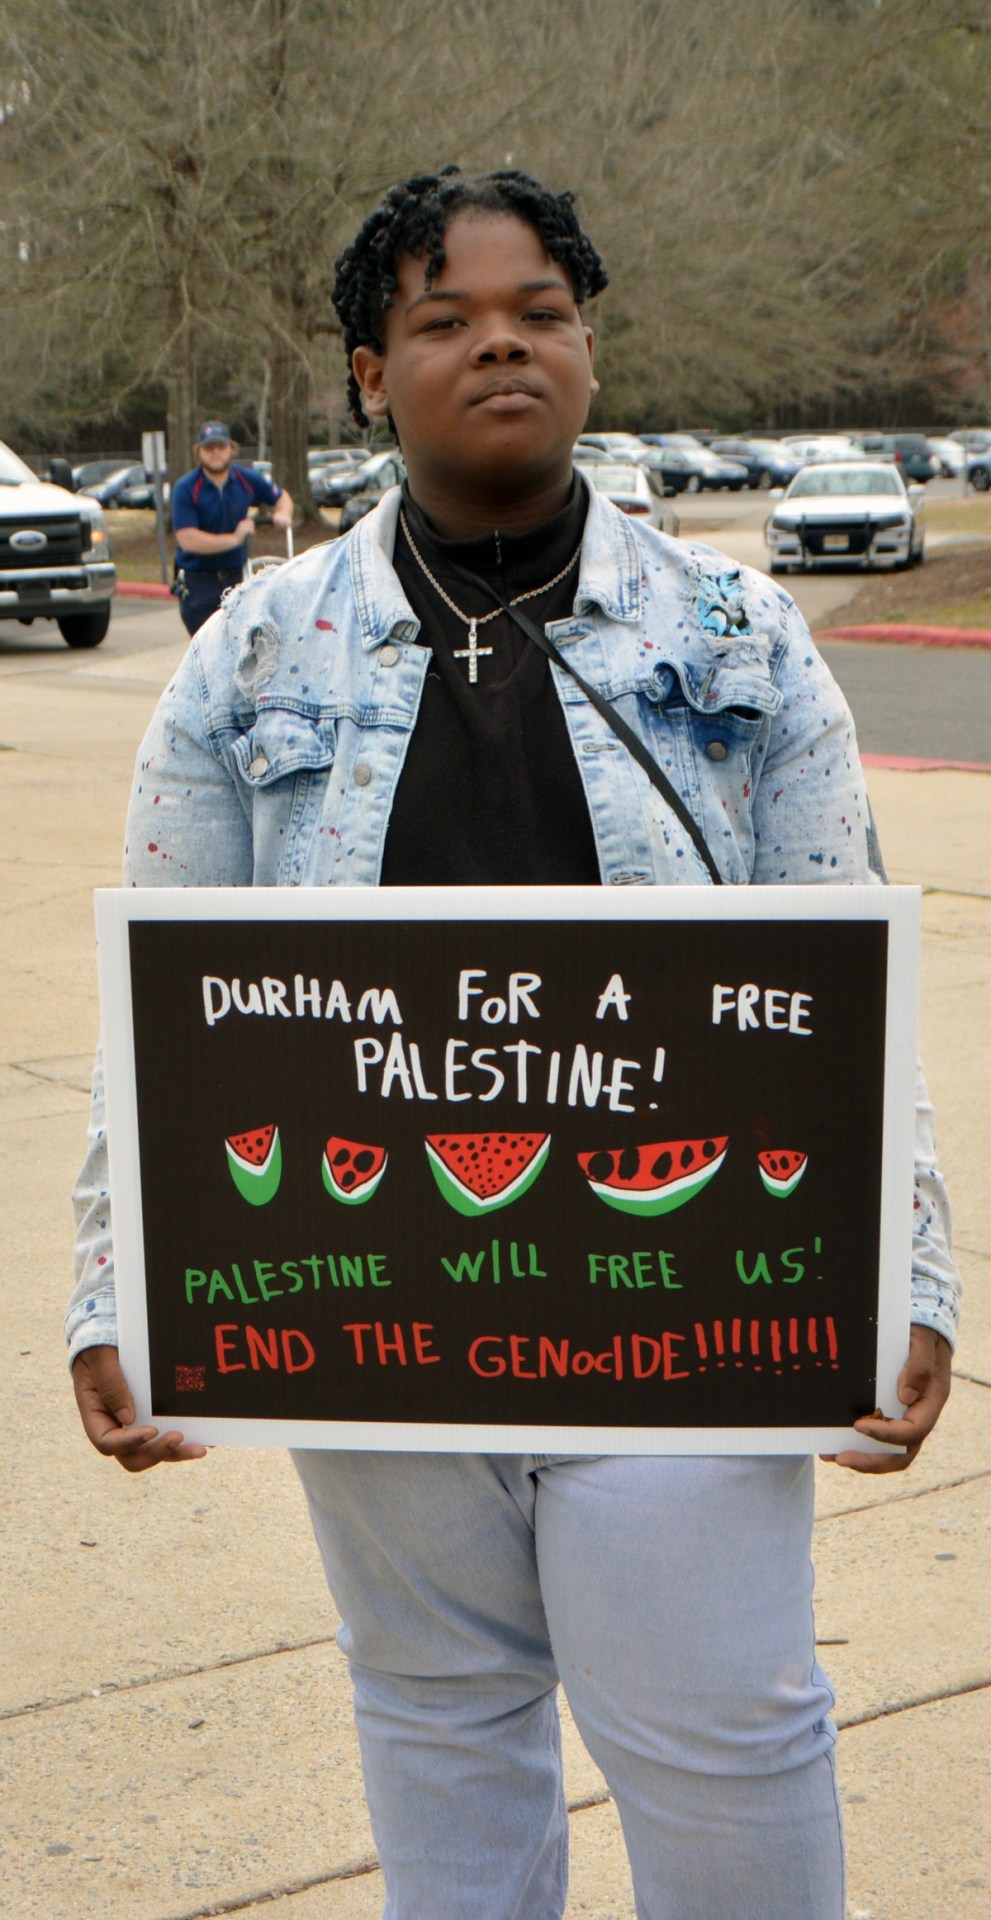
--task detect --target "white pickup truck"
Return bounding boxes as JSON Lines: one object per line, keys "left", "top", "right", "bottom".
{"left": 0, "top": 439, "right": 116, "bottom": 647}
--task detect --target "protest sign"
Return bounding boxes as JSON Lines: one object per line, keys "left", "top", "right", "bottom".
{"left": 96, "top": 885, "right": 918, "bottom": 1454}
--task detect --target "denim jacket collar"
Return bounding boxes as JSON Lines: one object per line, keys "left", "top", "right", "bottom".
{"left": 347, "top": 470, "right": 643, "bottom": 653}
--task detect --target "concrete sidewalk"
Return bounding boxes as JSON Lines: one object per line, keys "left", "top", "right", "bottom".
{"left": 1, "top": 608, "right": 988, "bottom": 1920}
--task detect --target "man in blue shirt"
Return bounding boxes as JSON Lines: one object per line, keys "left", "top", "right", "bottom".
{"left": 171, "top": 421, "right": 295, "bottom": 635}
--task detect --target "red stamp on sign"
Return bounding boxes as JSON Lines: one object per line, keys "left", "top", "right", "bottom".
{"left": 175, "top": 1364, "right": 207, "bottom": 1393}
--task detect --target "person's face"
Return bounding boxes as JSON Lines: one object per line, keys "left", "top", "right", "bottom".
{"left": 199, "top": 438, "right": 233, "bottom": 477}
{"left": 352, "top": 211, "right": 597, "bottom": 525}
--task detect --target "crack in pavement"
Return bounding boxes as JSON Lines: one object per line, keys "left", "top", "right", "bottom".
{"left": 0, "top": 1633, "right": 337, "bottom": 1724}
{"left": 153, "top": 1795, "right": 614, "bottom": 1920}
{"left": 6, "top": 1467, "right": 990, "bottom": 1723}
{"left": 814, "top": 1464, "right": 991, "bottom": 1523}
{"left": 835, "top": 1672, "right": 991, "bottom": 1732}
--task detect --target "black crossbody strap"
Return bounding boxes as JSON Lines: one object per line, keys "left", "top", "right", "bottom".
{"left": 440, "top": 555, "right": 724, "bottom": 886}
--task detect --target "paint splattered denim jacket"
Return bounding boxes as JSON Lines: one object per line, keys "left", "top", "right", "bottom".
{"left": 66, "top": 479, "right": 960, "bottom": 1362}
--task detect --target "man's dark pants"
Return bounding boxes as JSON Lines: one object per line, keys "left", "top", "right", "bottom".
{"left": 177, "top": 570, "right": 242, "bottom": 638}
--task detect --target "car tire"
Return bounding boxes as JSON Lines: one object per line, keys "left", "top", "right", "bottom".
{"left": 57, "top": 608, "right": 111, "bottom": 649}
{"left": 685, "top": 474, "right": 702, "bottom": 493}
{"left": 970, "top": 466, "right": 991, "bottom": 492}
{"left": 910, "top": 540, "right": 925, "bottom": 567}
{"left": 757, "top": 470, "right": 774, "bottom": 490}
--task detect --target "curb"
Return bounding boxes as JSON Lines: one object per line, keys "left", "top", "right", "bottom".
{"left": 817, "top": 622, "right": 991, "bottom": 648}
{"left": 862, "top": 752, "right": 990, "bottom": 774}
{"left": 116, "top": 580, "right": 173, "bottom": 599}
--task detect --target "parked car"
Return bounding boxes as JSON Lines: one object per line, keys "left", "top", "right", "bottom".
{"left": 967, "top": 451, "right": 991, "bottom": 492}
{"left": 643, "top": 441, "right": 748, "bottom": 492}
{"left": 708, "top": 438, "right": 801, "bottom": 490}
{"left": 926, "top": 436, "right": 967, "bottom": 477}
{"left": 71, "top": 458, "right": 132, "bottom": 490}
{"left": 581, "top": 461, "right": 679, "bottom": 534}
{"left": 114, "top": 472, "right": 171, "bottom": 510}
{"left": 577, "top": 432, "right": 653, "bottom": 461}
{"left": 337, "top": 452, "right": 407, "bottom": 530}
{"left": 76, "top": 462, "right": 151, "bottom": 508}
{"left": 949, "top": 428, "right": 991, "bottom": 451}
{"left": 0, "top": 437, "right": 115, "bottom": 646}
{"left": 313, "top": 449, "right": 403, "bottom": 509}
{"left": 308, "top": 446, "right": 367, "bottom": 470}
{"left": 857, "top": 434, "right": 938, "bottom": 483}
{"left": 765, "top": 462, "right": 925, "bottom": 572}
{"left": 778, "top": 434, "right": 867, "bottom": 465}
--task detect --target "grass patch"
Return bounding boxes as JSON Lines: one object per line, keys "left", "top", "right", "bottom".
{"left": 920, "top": 497, "right": 991, "bottom": 537}
{"left": 814, "top": 542, "right": 991, "bottom": 630}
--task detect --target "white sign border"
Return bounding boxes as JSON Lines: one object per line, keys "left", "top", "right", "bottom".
{"left": 96, "top": 883, "right": 918, "bottom": 1456}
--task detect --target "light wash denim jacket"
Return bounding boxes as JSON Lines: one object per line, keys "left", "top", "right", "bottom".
{"left": 67, "top": 481, "right": 960, "bottom": 1362}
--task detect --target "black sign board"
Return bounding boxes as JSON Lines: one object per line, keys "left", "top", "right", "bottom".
{"left": 98, "top": 886, "right": 917, "bottom": 1453}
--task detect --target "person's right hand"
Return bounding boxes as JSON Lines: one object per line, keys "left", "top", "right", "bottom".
{"left": 72, "top": 1346, "right": 207, "bottom": 1473}
{"left": 235, "top": 515, "right": 255, "bottom": 543}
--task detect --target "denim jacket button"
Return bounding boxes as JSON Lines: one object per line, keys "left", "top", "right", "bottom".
{"left": 706, "top": 740, "right": 728, "bottom": 761}
{"left": 354, "top": 763, "right": 372, "bottom": 787}
{"left": 379, "top": 645, "right": 399, "bottom": 668}
{"left": 249, "top": 753, "right": 270, "bottom": 776}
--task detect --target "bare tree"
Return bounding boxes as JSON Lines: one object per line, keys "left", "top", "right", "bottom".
{"left": 3, "top": 0, "right": 990, "bottom": 457}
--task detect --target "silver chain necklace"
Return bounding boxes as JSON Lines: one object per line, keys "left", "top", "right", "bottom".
{"left": 399, "top": 509, "right": 582, "bottom": 683}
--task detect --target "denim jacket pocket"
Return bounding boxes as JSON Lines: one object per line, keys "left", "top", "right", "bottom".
{"left": 648, "top": 659, "right": 781, "bottom": 748}
{"left": 229, "top": 701, "right": 337, "bottom": 790}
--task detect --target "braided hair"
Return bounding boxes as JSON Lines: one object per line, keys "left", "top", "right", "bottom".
{"left": 333, "top": 166, "right": 609, "bottom": 427}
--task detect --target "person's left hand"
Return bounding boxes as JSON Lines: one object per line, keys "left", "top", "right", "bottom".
{"left": 822, "top": 1325, "right": 952, "bottom": 1474}
{"left": 272, "top": 507, "right": 293, "bottom": 530}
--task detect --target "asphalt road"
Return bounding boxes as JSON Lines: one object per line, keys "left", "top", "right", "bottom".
{"left": 2, "top": 497, "right": 989, "bottom": 768}
{"left": 816, "top": 639, "right": 990, "bottom": 765}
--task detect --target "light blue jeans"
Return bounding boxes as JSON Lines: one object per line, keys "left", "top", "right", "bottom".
{"left": 291, "top": 1451, "right": 844, "bottom": 1920}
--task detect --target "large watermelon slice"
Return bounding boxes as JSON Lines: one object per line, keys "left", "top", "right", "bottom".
{"left": 322, "top": 1136, "right": 388, "bottom": 1205}
{"left": 425, "top": 1132, "right": 550, "bottom": 1217}
{"left": 758, "top": 1149, "right": 807, "bottom": 1198}
{"left": 578, "top": 1135, "right": 728, "bottom": 1217}
{"left": 226, "top": 1124, "right": 282, "bottom": 1207}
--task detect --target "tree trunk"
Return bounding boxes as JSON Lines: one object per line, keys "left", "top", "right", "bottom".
{"left": 165, "top": 330, "right": 198, "bottom": 488}
{"left": 270, "top": 340, "right": 314, "bottom": 519}
{"left": 257, "top": 359, "right": 272, "bottom": 462}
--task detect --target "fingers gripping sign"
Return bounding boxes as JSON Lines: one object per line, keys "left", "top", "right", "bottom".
{"left": 822, "top": 1326, "right": 952, "bottom": 1475}
{"left": 72, "top": 1345, "right": 207, "bottom": 1473}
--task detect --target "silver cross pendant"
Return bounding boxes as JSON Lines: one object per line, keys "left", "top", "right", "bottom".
{"left": 453, "top": 618, "right": 494, "bottom": 685}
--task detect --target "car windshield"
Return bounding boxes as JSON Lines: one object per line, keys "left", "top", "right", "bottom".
{"left": 0, "top": 443, "right": 37, "bottom": 486}
{"left": 788, "top": 467, "right": 902, "bottom": 497}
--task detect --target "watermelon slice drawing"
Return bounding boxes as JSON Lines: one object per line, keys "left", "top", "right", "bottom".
{"left": 578, "top": 1135, "right": 728, "bottom": 1217}
{"left": 322, "top": 1136, "right": 388, "bottom": 1206}
{"left": 425, "top": 1132, "right": 550, "bottom": 1217}
{"left": 758, "top": 1149, "right": 808, "bottom": 1198}
{"left": 226, "top": 1124, "right": 282, "bottom": 1207}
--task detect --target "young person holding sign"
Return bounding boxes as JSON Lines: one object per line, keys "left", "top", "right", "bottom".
{"left": 68, "top": 170, "right": 959, "bottom": 1918}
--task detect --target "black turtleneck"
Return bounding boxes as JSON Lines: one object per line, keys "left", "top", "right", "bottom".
{"left": 380, "top": 478, "right": 601, "bottom": 887}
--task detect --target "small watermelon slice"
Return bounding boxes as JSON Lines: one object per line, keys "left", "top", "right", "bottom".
{"left": 578, "top": 1135, "right": 728, "bottom": 1217}
{"left": 226, "top": 1124, "right": 282, "bottom": 1207}
{"left": 425, "top": 1132, "right": 550, "bottom": 1217}
{"left": 758, "top": 1149, "right": 808, "bottom": 1198}
{"left": 322, "top": 1136, "right": 388, "bottom": 1206}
